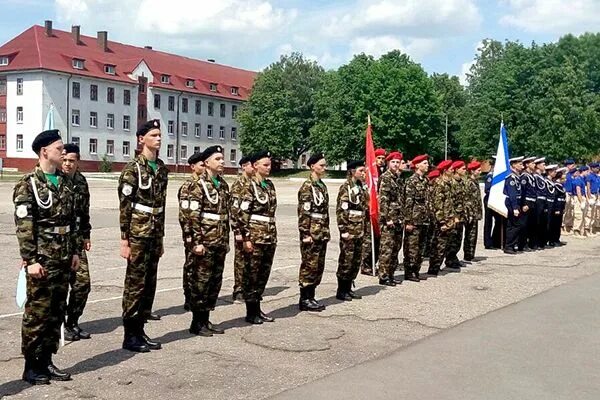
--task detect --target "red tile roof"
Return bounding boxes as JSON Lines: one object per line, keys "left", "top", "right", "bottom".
{"left": 0, "top": 25, "right": 257, "bottom": 101}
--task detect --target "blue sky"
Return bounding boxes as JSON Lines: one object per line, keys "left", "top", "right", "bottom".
{"left": 1, "top": 0, "right": 598, "bottom": 82}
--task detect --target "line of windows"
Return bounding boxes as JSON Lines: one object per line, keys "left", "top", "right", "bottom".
{"left": 166, "top": 121, "right": 237, "bottom": 141}
{"left": 165, "top": 144, "right": 237, "bottom": 163}
{"left": 71, "top": 109, "right": 130, "bottom": 131}
{"left": 153, "top": 94, "right": 238, "bottom": 119}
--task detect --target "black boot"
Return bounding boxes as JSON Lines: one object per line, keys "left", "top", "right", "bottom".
{"left": 22, "top": 356, "right": 50, "bottom": 385}
{"left": 189, "top": 311, "right": 213, "bottom": 336}
{"left": 122, "top": 319, "right": 150, "bottom": 353}
{"left": 42, "top": 353, "right": 72, "bottom": 381}
{"left": 308, "top": 285, "right": 326, "bottom": 311}
{"left": 347, "top": 281, "right": 362, "bottom": 299}
{"left": 68, "top": 317, "right": 91, "bottom": 340}
{"left": 204, "top": 311, "right": 224, "bottom": 334}
{"left": 145, "top": 312, "right": 161, "bottom": 321}
{"left": 140, "top": 325, "right": 162, "bottom": 350}
{"left": 379, "top": 276, "right": 396, "bottom": 286}
{"left": 299, "top": 286, "right": 322, "bottom": 312}
{"left": 336, "top": 278, "right": 352, "bottom": 301}
{"left": 63, "top": 324, "right": 80, "bottom": 341}
{"left": 258, "top": 302, "right": 275, "bottom": 322}
{"left": 245, "top": 302, "right": 263, "bottom": 325}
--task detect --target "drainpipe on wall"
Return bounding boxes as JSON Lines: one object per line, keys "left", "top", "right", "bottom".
{"left": 65, "top": 74, "right": 73, "bottom": 142}
{"left": 175, "top": 91, "right": 182, "bottom": 173}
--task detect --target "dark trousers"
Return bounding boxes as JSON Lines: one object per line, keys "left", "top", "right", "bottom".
{"left": 505, "top": 212, "right": 524, "bottom": 250}
{"left": 548, "top": 211, "right": 563, "bottom": 244}
{"left": 520, "top": 201, "right": 536, "bottom": 250}
{"left": 534, "top": 199, "right": 549, "bottom": 247}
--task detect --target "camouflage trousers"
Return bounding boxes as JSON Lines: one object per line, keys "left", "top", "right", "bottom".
{"left": 427, "top": 224, "right": 451, "bottom": 274}
{"left": 22, "top": 259, "right": 70, "bottom": 357}
{"left": 189, "top": 246, "right": 226, "bottom": 312}
{"left": 299, "top": 240, "right": 328, "bottom": 287}
{"left": 445, "top": 223, "right": 464, "bottom": 267}
{"left": 66, "top": 249, "right": 91, "bottom": 322}
{"left": 403, "top": 225, "right": 427, "bottom": 277}
{"left": 243, "top": 243, "right": 276, "bottom": 302}
{"left": 122, "top": 237, "right": 162, "bottom": 322}
{"left": 233, "top": 241, "right": 246, "bottom": 297}
{"left": 378, "top": 224, "right": 403, "bottom": 280}
{"left": 463, "top": 220, "right": 479, "bottom": 261}
{"left": 337, "top": 236, "right": 363, "bottom": 281}
{"left": 182, "top": 248, "right": 193, "bottom": 306}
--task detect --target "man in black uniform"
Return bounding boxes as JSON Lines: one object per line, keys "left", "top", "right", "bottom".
{"left": 504, "top": 157, "right": 524, "bottom": 254}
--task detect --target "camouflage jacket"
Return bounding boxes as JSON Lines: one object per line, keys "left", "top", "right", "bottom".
{"left": 297, "top": 175, "right": 330, "bottom": 242}
{"left": 13, "top": 166, "right": 78, "bottom": 264}
{"left": 431, "top": 178, "right": 458, "bottom": 228}
{"left": 378, "top": 170, "right": 402, "bottom": 224}
{"left": 450, "top": 176, "right": 467, "bottom": 222}
{"left": 72, "top": 170, "right": 91, "bottom": 244}
{"left": 185, "top": 171, "right": 230, "bottom": 248}
{"left": 230, "top": 174, "right": 251, "bottom": 238}
{"left": 177, "top": 173, "right": 197, "bottom": 244}
{"left": 403, "top": 172, "right": 430, "bottom": 226}
{"left": 118, "top": 154, "right": 169, "bottom": 240}
{"left": 467, "top": 176, "right": 483, "bottom": 220}
{"left": 238, "top": 177, "right": 278, "bottom": 245}
{"left": 337, "top": 177, "right": 368, "bottom": 238}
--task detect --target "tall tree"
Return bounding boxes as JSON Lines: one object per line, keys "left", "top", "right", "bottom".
{"left": 431, "top": 73, "right": 466, "bottom": 159}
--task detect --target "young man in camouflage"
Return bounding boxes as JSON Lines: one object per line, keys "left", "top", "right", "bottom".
{"left": 463, "top": 161, "right": 483, "bottom": 261}
{"left": 361, "top": 148, "right": 386, "bottom": 275}
{"left": 118, "top": 119, "right": 168, "bottom": 352}
{"left": 238, "top": 151, "right": 277, "bottom": 324}
{"left": 336, "top": 160, "right": 367, "bottom": 300}
{"left": 178, "top": 152, "right": 204, "bottom": 311}
{"left": 377, "top": 151, "right": 404, "bottom": 286}
{"left": 61, "top": 144, "right": 92, "bottom": 342}
{"left": 230, "top": 155, "right": 254, "bottom": 303}
{"left": 184, "top": 145, "right": 229, "bottom": 336}
{"left": 402, "top": 155, "right": 430, "bottom": 282}
{"left": 14, "top": 129, "right": 80, "bottom": 384}
{"left": 297, "top": 153, "right": 329, "bottom": 311}
{"left": 445, "top": 161, "right": 468, "bottom": 269}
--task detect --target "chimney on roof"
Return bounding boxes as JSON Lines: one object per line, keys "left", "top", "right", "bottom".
{"left": 72, "top": 25, "right": 81, "bottom": 44}
{"left": 97, "top": 31, "right": 108, "bottom": 52}
{"left": 207, "top": 59, "right": 215, "bottom": 63}
{"left": 44, "top": 20, "right": 53, "bottom": 36}
{"left": 144, "top": 46, "right": 152, "bottom": 50}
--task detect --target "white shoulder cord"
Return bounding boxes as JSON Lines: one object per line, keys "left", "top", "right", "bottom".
{"left": 30, "top": 177, "right": 53, "bottom": 209}
{"left": 312, "top": 184, "right": 324, "bottom": 206}
{"left": 200, "top": 178, "right": 219, "bottom": 205}
{"left": 347, "top": 183, "right": 360, "bottom": 205}
{"left": 136, "top": 162, "right": 152, "bottom": 190}
{"left": 546, "top": 179, "right": 555, "bottom": 194}
{"left": 252, "top": 181, "right": 269, "bottom": 204}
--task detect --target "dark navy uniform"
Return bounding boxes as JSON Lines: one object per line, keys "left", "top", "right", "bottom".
{"left": 520, "top": 170, "right": 537, "bottom": 250}
{"left": 549, "top": 178, "right": 567, "bottom": 245}
{"left": 504, "top": 172, "right": 523, "bottom": 252}
{"left": 533, "top": 172, "right": 549, "bottom": 247}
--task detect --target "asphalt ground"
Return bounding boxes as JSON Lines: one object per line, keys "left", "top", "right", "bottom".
{"left": 0, "top": 177, "right": 598, "bottom": 399}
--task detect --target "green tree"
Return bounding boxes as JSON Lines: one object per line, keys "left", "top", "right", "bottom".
{"left": 430, "top": 73, "right": 466, "bottom": 159}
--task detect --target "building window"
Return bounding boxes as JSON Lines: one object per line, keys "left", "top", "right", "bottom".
{"left": 194, "top": 146, "right": 200, "bottom": 154}
{"left": 0, "top": 108, "right": 6, "bottom": 123}
{"left": 89, "top": 138, "right": 97, "bottom": 154}
{"left": 210, "top": 83, "right": 217, "bottom": 92}
{"left": 231, "top": 86, "right": 239, "bottom": 96}
{"left": 232, "top": 105, "right": 238, "bottom": 118}
{"left": 71, "top": 109, "right": 80, "bottom": 126}
{"left": 220, "top": 103, "right": 226, "bottom": 118}
{"left": 0, "top": 79, "right": 5, "bottom": 95}
{"left": 90, "top": 111, "right": 97, "bottom": 128}
{"left": 106, "top": 113, "right": 114, "bottom": 129}
{"left": 181, "top": 122, "right": 188, "bottom": 136}
{"left": 0, "top": 56, "right": 8, "bottom": 66}
{"left": 16, "top": 107, "right": 23, "bottom": 124}
{"left": 208, "top": 102, "right": 214, "bottom": 116}
{"left": 194, "top": 123, "right": 201, "bottom": 137}
{"left": 168, "top": 96, "right": 175, "bottom": 111}
{"left": 161, "top": 75, "right": 170, "bottom": 84}
{"left": 123, "top": 141, "right": 130, "bottom": 157}
{"left": 90, "top": 84, "right": 98, "bottom": 101}
{"left": 167, "top": 144, "right": 174, "bottom": 158}
{"left": 72, "top": 136, "right": 80, "bottom": 148}
{"left": 72, "top": 82, "right": 80, "bottom": 99}
{"left": 219, "top": 126, "right": 225, "bottom": 140}
{"left": 72, "top": 58, "right": 85, "bottom": 69}
{"left": 16, "top": 134, "right": 23, "bottom": 151}
{"left": 107, "top": 87, "right": 115, "bottom": 103}
{"left": 180, "top": 145, "right": 187, "bottom": 160}
{"left": 123, "top": 115, "right": 130, "bottom": 131}
{"left": 231, "top": 127, "right": 237, "bottom": 141}
{"left": 153, "top": 94, "right": 161, "bottom": 109}
{"left": 0, "top": 135, "right": 5, "bottom": 150}
{"left": 104, "top": 64, "right": 116, "bottom": 75}
{"left": 168, "top": 120, "right": 174, "bottom": 135}
{"left": 207, "top": 124, "right": 213, "bottom": 139}
{"left": 230, "top": 149, "right": 237, "bottom": 162}
{"left": 106, "top": 139, "right": 114, "bottom": 155}
{"left": 182, "top": 98, "right": 188, "bottom": 113}
{"left": 138, "top": 105, "right": 146, "bottom": 119}
{"left": 124, "top": 89, "right": 131, "bottom": 105}
{"left": 186, "top": 79, "right": 194, "bottom": 88}
{"left": 195, "top": 100, "right": 201, "bottom": 115}
{"left": 16, "top": 78, "right": 23, "bottom": 95}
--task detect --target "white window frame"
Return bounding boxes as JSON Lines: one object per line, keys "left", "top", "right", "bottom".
{"left": 180, "top": 145, "right": 187, "bottom": 160}
{"left": 72, "top": 136, "right": 80, "bottom": 148}
{"left": 161, "top": 75, "right": 170, "bottom": 84}
{"left": 230, "top": 149, "right": 237, "bottom": 162}
{"left": 231, "top": 86, "right": 239, "bottom": 96}
{"left": 16, "top": 78, "right": 23, "bottom": 95}
{"left": 123, "top": 141, "right": 130, "bottom": 157}
{"left": 72, "top": 58, "right": 85, "bottom": 70}
{"left": 123, "top": 89, "right": 131, "bottom": 105}
{"left": 89, "top": 138, "right": 98, "bottom": 154}
{"left": 0, "top": 135, "right": 5, "bottom": 150}
{"left": 219, "top": 126, "right": 225, "bottom": 140}
{"left": 104, "top": 64, "right": 116, "bottom": 75}
{"left": 220, "top": 103, "right": 226, "bottom": 118}
{"left": 194, "top": 146, "right": 200, "bottom": 154}
{"left": 16, "top": 134, "right": 23, "bottom": 151}
{"left": 231, "top": 127, "right": 237, "bottom": 141}
{"left": 208, "top": 102, "right": 214, "bottom": 116}
{"left": 107, "top": 87, "right": 115, "bottom": 103}
{"left": 186, "top": 79, "right": 194, "bottom": 88}
{"left": 194, "top": 123, "right": 201, "bottom": 137}
{"left": 90, "top": 111, "right": 97, "bottom": 128}
{"left": 181, "top": 121, "right": 188, "bottom": 136}
{"left": 0, "top": 108, "right": 6, "bottom": 123}
{"left": 16, "top": 106, "right": 23, "bottom": 124}
{"left": 195, "top": 100, "right": 201, "bottom": 115}
{"left": 232, "top": 104, "right": 238, "bottom": 118}
{"left": 210, "top": 83, "right": 217, "bottom": 92}
{"left": 106, "top": 139, "right": 114, "bottom": 156}
{"left": 72, "top": 81, "right": 80, "bottom": 98}
{"left": 123, "top": 115, "right": 131, "bottom": 131}
{"left": 0, "top": 56, "right": 8, "bottom": 66}
{"left": 207, "top": 124, "right": 213, "bottom": 139}
{"left": 90, "top": 84, "right": 98, "bottom": 101}
{"left": 167, "top": 144, "right": 174, "bottom": 159}
{"left": 168, "top": 120, "right": 174, "bottom": 135}
{"left": 106, "top": 113, "right": 114, "bottom": 129}
{"left": 71, "top": 109, "right": 80, "bottom": 126}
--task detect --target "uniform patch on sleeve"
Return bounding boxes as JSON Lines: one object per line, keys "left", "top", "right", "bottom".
{"left": 303, "top": 202, "right": 311, "bottom": 211}
{"left": 180, "top": 200, "right": 189, "bottom": 209}
{"left": 189, "top": 200, "right": 199, "bottom": 211}
{"left": 122, "top": 184, "right": 133, "bottom": 196}
{"left": 16, "top": 205, "right": 28, "bottom": 218}
{"left": 341, "top": 202, "right": 349, "bottom": 210}
{"left": 233, "top": 199, "right": 239, "bottom": 208}
{"left": 510, "top": 180, "right": 515, "bottom": 186}
{"left": 521, "top": 179, "right": 527, "bottom": 185}
{"left": 240, "top": 201, "right": 250, "bottom": 211}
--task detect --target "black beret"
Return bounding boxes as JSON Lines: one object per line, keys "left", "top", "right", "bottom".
{"left": 188, "top": 152, "right": 203, "bottom": 165}
{"left": 32, "top": 129, "right": 61, "bottom": 154}
{"left": 346, "top": 159, "right": 365, "bottom": 170}
{"left": 63, "top": 143, "right": 80, "bottom": 155}
{"left": 239, "top": 155, "right": 251, "bottom": 166}
{"left": 250, "top": 150, "right": 271, "bottom": 163}
{"left": 307, "top": 153, "right": 325, "bottom": 167}
{"left": 200, "top": 145, "right": 223, "bottom": 162}
{"left": 136, "top": 119, "right": 160, "bottom": 137}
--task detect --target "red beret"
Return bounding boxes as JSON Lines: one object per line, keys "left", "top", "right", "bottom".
{"left": 451, "top": 160, "right": 465, "bottom": 170}
{"left": 375, "top": 148, "right": 387, "bottom": 157}
{"left": 467, "top": 161, "right": 481, "bottom": 171}
{"left": 411, "top": 154, "right": 429, "bottom": 166}
{"left": 428, "top": 169, "right": 440, "bottom": 179}
{"left": 437, "top": 160, "right": 453, "bottom": 171}
{"left": 386, "top": 151, "right": 403, "bottom": 162}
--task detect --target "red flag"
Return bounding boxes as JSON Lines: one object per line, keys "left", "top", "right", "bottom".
{"left": 365, "top": 115, "right": 380, "bottom": 236}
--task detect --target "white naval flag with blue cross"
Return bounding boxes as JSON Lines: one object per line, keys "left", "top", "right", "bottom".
{"left": 487, "top": 122, "right": 510, "bottom": 218}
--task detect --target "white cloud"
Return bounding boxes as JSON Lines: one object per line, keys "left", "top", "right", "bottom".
{"left": 459, "top": 41, "right": 484, "bottom": 86}
{"left": 350, "top": 36, "right": 439, "bottom": 61}
{"left": 499, "top": 0, "right": 600, "bottom": 34}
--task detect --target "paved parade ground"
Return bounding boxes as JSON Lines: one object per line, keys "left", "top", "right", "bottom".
{"left": 0, "top": 176, "right": 599, "bottom": 399}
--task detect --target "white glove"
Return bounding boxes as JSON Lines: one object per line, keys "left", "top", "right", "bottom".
{"left": 589, "top": 199, "right": 596, "bottom": 206}
{"left": 580, "top": 201, "right": 587, "bottom": 211}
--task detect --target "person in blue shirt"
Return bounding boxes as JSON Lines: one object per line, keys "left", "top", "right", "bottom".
{"left": 587, "top": 162, "right": 600, "bottom": 235}
{"left": 562, "top": 159, "right": 576, "bottom": 234}
{"left": 504, "top": 157, "right": 524, "bottom": 254}
{"left": 572, "top": 166, "right": 589, "bottom": 237}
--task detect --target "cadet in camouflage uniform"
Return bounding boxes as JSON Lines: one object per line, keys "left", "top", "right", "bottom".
{"left": 463, "top": 161, "right": 483, "bottom": 261}
{"left": 377, "top": 151, "right": 404, "bottom": 286}
{"left": 14, "top": 130, "right": 80, "bottom": 384}
{"left": 118, "top": 119, "right": 168, "bottom": 353}
{"left": 184, "top": 146, "right": 229, "bottom": 336}
{"left": 402, "top": 155, "right": 430, "bottom": 282}
{"left": 445, "top": 161, "right": 468, "bottom": 269}
{"left": 178, "top": 152, "right": 204, "bottom": 311}
{"left": 361, "top": 149, "right": 387, "bottom": 275}
{"left": 61, "top": 144, "right": 92, "bottom": 342}
{"left": 336, "top": 160, "right": 368, "bottom": 300}
{"left": 238, "top": 151, "right": 277, "bottom": 324}
{"left": 297, "top": 153, "right": 329, "bottom": 311}
{"left": 230, "top": 156, "right": 254, "bottom": 303}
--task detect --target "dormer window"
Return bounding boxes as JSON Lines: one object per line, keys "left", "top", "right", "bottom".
{"left": 209, "top": 83, "right": 217, "bottom": 92}
{"left": 161, "top": 74, "right": 170, "bottom": 84}
{"left": 104, "top": 64, "right": 116, "bottom": 75}
{"left": 231, "top": 86, "right": 239, "bottom": 96}
{"left": 186, "top": 79, "right": 195, "bottom": 88}
{"left": 0, "top": 56, "right": 9, "bottom": 66}
{"left": 72, "top": 58, "right": 85, "bottom": 70}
